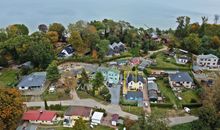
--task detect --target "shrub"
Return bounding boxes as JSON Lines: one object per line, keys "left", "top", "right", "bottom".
{"left": 150, "top": 103, "right": 174, "bottom": 108}
{"left": 182, "top": 103, "right": 202, "bottom": 108}
{"left": 49, "top": 104, "right": 62, "bottom": 110}
{"left": 190, "top": 98, "right": 197, "bottom": 103}
{"left": 64, "top": 88, "right": 71, "bottom": 95}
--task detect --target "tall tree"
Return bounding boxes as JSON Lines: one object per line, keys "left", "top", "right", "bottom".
{"left": 68, "top": 31, "right": 86, "bottom": 54}
{"left": 46, "top": 61, "right": 60, "bottom": 82}
{"left": 92, "top": 72, "right": 104, "bottom": 92}
{"left": 49, "top": 23, "right": 65, "bottom": 39}
{"left": 78, "top": 69, "right": 89, "bottom": 91}
{"left": 199, "top": 16, "right": 208, "bottom": 37}
{"left": 0, "top": 87, "right": 23, "bottom": 130}
{"left": 183, "top": 33, "right": 201, "bottom": 54}
{"left": 6, "top": 24, "right": 29, "bottom": 38}
{"left": 0, "top": 29, "right": 8, "bottom": 42}
{"left": 96, "top": 39, "right": 109, "bottom": 59}
{"left": 175, "top": 16, "right": 190, "bottom": 39}
{"left": 27, "top": 41, "right": 54, "bottom": 69}
{"left": 73, "top": 118, "right": 87, "bottom": 130}
{"left": 46, "top": 31, "right": 59, "bottom": 44}
{"left": 38, "top": 24, "right": 48, "bottom": 33}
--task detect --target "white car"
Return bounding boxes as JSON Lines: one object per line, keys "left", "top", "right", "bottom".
{"left": 184, "top": 107, "right": 191, "bottom": 113}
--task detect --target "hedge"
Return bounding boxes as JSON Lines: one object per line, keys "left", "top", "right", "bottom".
{"left": 182, "top": 103, "right": 202, "bottom": 108}
{"left": 120, "top": 100, "right": 138, "bottom": 106}
{"left": 149, "top": 66, "right": 190, "bottom": 71}
{"left": 150, "top": 103, "right": 174, "bottom": 108}
{"left": 57, "top": 54, "right": 132, "bottom": 65}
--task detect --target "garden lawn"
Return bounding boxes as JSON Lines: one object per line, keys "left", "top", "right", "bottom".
{"left": 180, "top": 90, "right": 199, "bottom": 104}
{"left": 77, "top": 91, "right": 109, "bottom": 105}
{"left": 39, "top": 125, "right": 114, "bottom": 130}
{"left": 0, "top": 69, "right": 18, "bottom": 87}
{"left": 152, "top": 52, "right": 190, "bottom": 70}
{"left": 42, "top": 91, "right": 71, "bottom": 101}
{"left": 156, "top": 79, "right": 179, "bottom": 106}
{"left": 121, "top": 105, "right": 143, "bottom": 116}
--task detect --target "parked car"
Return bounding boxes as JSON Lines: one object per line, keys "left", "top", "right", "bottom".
{"left": 184, "top": 107, "right": 190, "bottom": 113}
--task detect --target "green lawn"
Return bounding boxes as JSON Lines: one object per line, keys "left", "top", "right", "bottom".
{"left": 77, "top": 91, "right": 109, "bottom": 105}
{"left": 171, "top": 123, "right": 192, "bottom": 130}
{"left": 151, "top": 52, "right": 190, "bottom": 70}
{"left": 42, "top": 90, "right": 71, "bottom": 101}
{"left": 0, "top": 69, "right": 18, "bottom": 87}
{"left": 156, "top": 79, "right": 179, "bottom": 106}
{"left": 180, "top": 90, "right": 200, "bottom": 104}
{"left": 121, "top": 105, "right": 143, "bottom": 116}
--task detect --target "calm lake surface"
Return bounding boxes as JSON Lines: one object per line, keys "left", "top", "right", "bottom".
{"left": 1, "top": 0, "right": 220, "bottom": 30}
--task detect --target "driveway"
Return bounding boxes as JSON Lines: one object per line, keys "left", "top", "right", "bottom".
{"left": 108, "top": 85, "right": 121, "bottom": 105}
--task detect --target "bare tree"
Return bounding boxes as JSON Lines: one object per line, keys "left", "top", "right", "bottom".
{"left": 214, "top": 14, "right": 219, "bottom": 24}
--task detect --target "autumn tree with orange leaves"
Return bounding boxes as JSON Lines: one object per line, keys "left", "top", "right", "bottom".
{"left": 0, "top": 87, "right": 24, "bottom": 130}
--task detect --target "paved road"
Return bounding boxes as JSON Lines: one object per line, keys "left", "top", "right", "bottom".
{"left": 108, "top": 85, "right": 121, "bottom": 105}
{"left": 24, "top": 99, "right": 138, "bottom": 120}
{"left": 168, "top": 116, "right": 198, "bottom": 126}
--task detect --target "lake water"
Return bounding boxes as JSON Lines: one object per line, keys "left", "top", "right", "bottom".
{"left": 1, "top": 0, "right": 220, "bottom": 30}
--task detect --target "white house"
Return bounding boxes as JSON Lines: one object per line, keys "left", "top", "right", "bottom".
{"left": 127, "top": 74, "right": 144, "bottom": 91}
{"left": 169, "top": 72, "right": 194, "bottom": 90}
{"left": 196, "top": 54, "right": 219, "bottom": 68}
{"left": 177, "top": 56, "right": 189, "bottom": 64}
{"left": 58, "top": 45, "right": 75, "bottom": 58}
{"left": 91, "top": 112, "right": 104, "bottom": 125}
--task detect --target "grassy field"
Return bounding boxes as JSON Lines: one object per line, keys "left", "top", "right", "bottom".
{"left": 171, "top": 122, "right": 192, "bottom": 130}
{"left": 0, "top": 69, "right": 18, "bottom": 87}
{"left": 42, "top": 89, "right": 71, "bottom": 101}
{"left": 121, "top": 105, "right": 143, "bottom": 116}
{"left": 151, "top": 52, "right": 190, "bottom": 70}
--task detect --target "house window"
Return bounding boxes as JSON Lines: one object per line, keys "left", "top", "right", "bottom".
{"left": 213, "top": 63, "right": 216, "bottom": 65}
{"left": 139, "top": 83, "right": 141, "bottom": 85}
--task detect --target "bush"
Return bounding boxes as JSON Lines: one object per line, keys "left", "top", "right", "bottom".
{"left": 49, "top": 104, "right": 62, "bottom": 110}
{"left": 182, "top": 103, "right": 202, "bottom": 108}
{"left": 150, "top": 53, "right": 157, "bottom": 59}
{"left": 120, "top": 99, "right": 138, "bottom": 106}
{"left": 150, "top": 103, "right": 174, "bottom": 108}
{"left": 190, "top": 98, "right": 197, "bottom": 103}
{"left": 64, "top": 88, "right": 71, "bottom": 95}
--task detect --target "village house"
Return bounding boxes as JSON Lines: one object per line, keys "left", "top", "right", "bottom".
{"left": 129, "top": 57, "right": 141, "bottom": 66}
{"left": 169, "top": 72, "right": 194, "bottom": 90}
{"left": 127, "top": 74, "right": 145, "bottom": 91}
{"left": 107, "top": 42, "right": 125, "bottom": 56}
{"left": 63, "top": 106, "right": 92, "bottom": 127}
{"left": 148, "top": 81, "right": 159, "bottom": 102}
{"left": 196, "top": 54, "right": 219, "bottom": 68}
{"left": 91, "top": 112, "right": 104, "bottom": 125}
{"left": 138, "top": 59, "right": 152, "bottom": 70}
{"left": 17, "top": 72, "right": 47, "bottom": 90}
{"left": 111, "top": 114, "right": 119, "bottom": 126}
{"left": 125, "top": 91, "right": 143, "bottom": 101}
{"left": 97, "top": 67, "right": 120, "bottom": 86}
{"left": 21, "top": 110, "right": 57, "bottom": 125}
{"left": 58, "top": 44, "right": 75, "bottom": 58}
{"left": 176, "top": 55, "right": 189, "bottom": 64}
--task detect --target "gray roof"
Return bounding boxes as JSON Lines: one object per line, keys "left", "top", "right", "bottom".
{"left": 192, "top": 65, "right": 202, "bottom": 72}
{"left": 125, "top": 91, "right": 143, "bottom": 99}
{"left": 148, "top": 82, "right": 158, "bottom": 91}
{"left": 127, "top": 74, "right": 144, "bottom": 83}
{"left": 198, "top": 54, "right": 218, "bottom": 59}
{"left": 148, "top": 90, "right": 158, "bottom": 100}
{"left": 17, "top": 72, "right": 47, "bottom": 87}
{"left": 169, "top": 72, "right": 193, "bottom": 82}
{"left": 139, "top": 60, "right": 151, "bottom": 68}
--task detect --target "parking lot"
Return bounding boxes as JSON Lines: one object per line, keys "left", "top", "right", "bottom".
{"left": 108, "top": 85, "right": 121, "bottom": 105}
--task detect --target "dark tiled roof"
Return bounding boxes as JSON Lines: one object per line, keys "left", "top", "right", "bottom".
{"left": 148, "top": 90, "right": 158, "bottom": 99}
{"left": 169, "top": 72, "right": 193, "bottom": 82}
{"left": 127, "top": 74, "right": 144, "bottom": 83}
{"left": 17, "top": 72, "right": 46, "bottom": 88}
{"left": 125, "top": 91, "right": 143, "bottom": 99}
{"left": 148, "top": 82, "right": 158, "bottom": 91}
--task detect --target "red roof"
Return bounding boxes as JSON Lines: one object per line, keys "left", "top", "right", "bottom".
{"left": 131, "top": 58, "right": 140, "bottom": 65}
{"left": 22, "top": 110, "right": 56, "bottom": 121}
{"left": 38, "top": 111, "right": 56, "bottom": 121}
